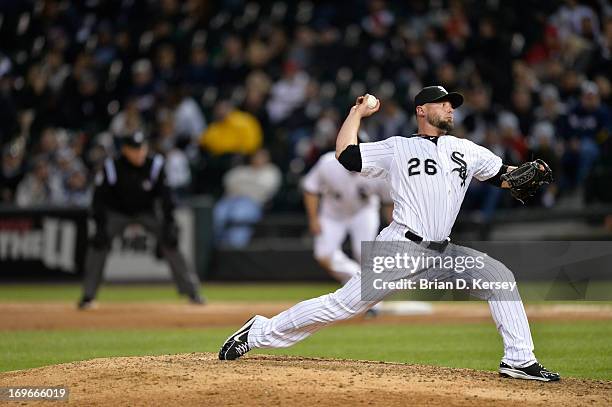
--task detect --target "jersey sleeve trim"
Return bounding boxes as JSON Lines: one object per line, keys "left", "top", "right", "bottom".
{"left": 337, "top": 145, "right": 362, "bottom": 172}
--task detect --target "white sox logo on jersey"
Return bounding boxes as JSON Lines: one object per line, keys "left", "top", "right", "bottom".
{"left": 451, "top": 151, "right": 467, "bottom": 186}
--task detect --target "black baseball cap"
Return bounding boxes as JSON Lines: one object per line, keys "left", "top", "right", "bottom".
{"left": 121, "top": 131, "right": 147, "bottom": 147}
{"left": 414, "top": 86, "right": 464, "bottom": 108}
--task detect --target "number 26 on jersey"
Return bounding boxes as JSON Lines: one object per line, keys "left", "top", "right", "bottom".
{"left": 407, "top": 158, "right": 437, "bottom": 176}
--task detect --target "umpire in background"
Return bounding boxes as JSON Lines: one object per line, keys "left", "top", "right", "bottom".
{"left": 78, "top": 131, "right": 203, "bottom": 309}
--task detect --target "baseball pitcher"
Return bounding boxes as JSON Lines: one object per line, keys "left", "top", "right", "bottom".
{"left": 218, "top": 86, "right": 558, "bottom": 382}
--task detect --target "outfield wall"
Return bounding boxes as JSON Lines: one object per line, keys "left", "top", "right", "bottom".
{"left": 0, "top": 205, "right": 206, "bottom": 283}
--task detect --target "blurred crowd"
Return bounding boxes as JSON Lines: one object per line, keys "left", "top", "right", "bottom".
{"left": 0, "top": 0, "right": 611, "bottom": 218}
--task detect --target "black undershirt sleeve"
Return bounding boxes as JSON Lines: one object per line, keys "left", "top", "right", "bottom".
{"left": 484, "top": 164, "right": 509, "bottom": 187}
{"left": 337, "top": 144, "right": 362, "bottom": 172}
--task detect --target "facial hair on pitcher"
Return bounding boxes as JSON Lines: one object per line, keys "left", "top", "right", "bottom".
{"left": 427, "top": 112, "right": 454, "bottom": 133}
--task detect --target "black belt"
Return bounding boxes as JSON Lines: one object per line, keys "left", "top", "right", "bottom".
{"left": 404, "top": 230, "right": 449, "bottom": 252}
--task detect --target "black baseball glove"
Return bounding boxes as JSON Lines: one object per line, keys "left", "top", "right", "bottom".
{"left": 501, "top": 159, "right": 553, "bottom": 204}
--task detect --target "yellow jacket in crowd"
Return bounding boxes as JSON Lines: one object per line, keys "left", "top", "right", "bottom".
{"left": 199, "top": 110, "right": 263, "bottom": 155}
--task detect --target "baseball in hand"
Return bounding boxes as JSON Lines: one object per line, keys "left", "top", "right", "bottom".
{"left": 366, "top": 95, "right": 378, "bottom": 109}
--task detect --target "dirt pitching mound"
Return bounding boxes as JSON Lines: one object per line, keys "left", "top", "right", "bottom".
{"left": 1, "top": 353, "right": 610, "bottom": 406}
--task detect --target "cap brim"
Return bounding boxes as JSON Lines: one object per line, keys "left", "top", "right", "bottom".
{"left": 122, "top": 140, "right": 146, "bottom": 148}
{"left": 432, "top": 92, "right": 463, "bottom": 108}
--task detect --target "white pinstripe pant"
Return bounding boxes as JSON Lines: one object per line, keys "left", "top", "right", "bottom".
{"left": 247, "top": 221, "right": 536, "bottom": 367}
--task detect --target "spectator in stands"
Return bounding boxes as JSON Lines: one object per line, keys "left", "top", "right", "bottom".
{"left": 284, "top": 79, "right": 324, "bottom": 160}
{"left": 525, "top": 25, "right": 562, "bottom": 66}
{"left": 197, "top": 100, "right": 263, "bottom": 195}
{"left": 57, "top": 163, "right": 92, "bottom": 207}
{"left": 435, "top": 62, "right": 460, "bottom": 93}
{"left": 155, "top": 43, "right": 180, "bottom": 86}
{"left": 213, "top": 149, "right": 281, "bottom": 248}
{"left": 561, "top": 81, "right": 612, "bottom": 188}
{"left": 242, "top": 70, "right": 273, "bottom": 141}
{"left": 20, "top": 64, "right": 56, "bottom": 141}
{"left": 464, "top": 118, "right": 524, "bottom": 218}
{"left": 0, "top": 56, "right": 17, "bottom": 146}
{"left": 86, "top": 141, "right": 110, "bottom": 174}
{"left": 466, "top": 16, "right": 512, "bottom": 104}
{"left": 109, "top": 97, "right": 144, "bottom": 137}
{"left": 93, "top": 22, "right": 118, "bottom": 67}
{"left": 287, "top": 26, "right": 317, "bottom": 69}
{"left": 15, "top": 156, "right": 62, "bottom": 207}
{"left": 114, "top": 28, "right": 137, "bottom": 75}
{"left": 592, "top": 16, "right": 612, "bottom": 77}
{"left": 512, "top": 61, "right": 540, "bottom": 94}
{"left": 129, "top": 59, "right": 160, "bottom": 119}
{"left": 0, "top": 142, "right": 25, "bottom": 204}
{"left": 535, "top": 85, "right": 567, "bottom": 126}
{"left": 217, "top": 34, "right": 249, "bottom": 86}
{"left": 35, "top": 127, "right": 62, "bottom": 159}
{"left": 594, "top": 74, "right": 611, "bottom": 107}
{"left": 168, "top": 86, "right": 207, "bottom": 143}
{"left": 183, "top": 46, "right": 216, "bottom": 91}
{"left": 266, "top": 60, "right": 309, "bottom": 124}
{"left": 361, "top": 0, "right": 395, "bottom": 40}
{"left": 443, "top": 0, "right": 471, "bottom": 46}
{"left": 497, "top": 112, "right": 528, "bottom": 164}
{"left": 529, "top": 122, "right": 560, "bottom": 207}
{"left": 55, "top": 148, "right": 79, "bottom": 181}
{"left": 558, "top": 68, "right": 582, "bottom": 104}
{"left": 63, "top": 70, "right": 109, "bottom": 136}
{"left": 461, "top": 86, "right": 498, "bottom": 144}
{"left": 510, "top": 87, "right": 536, "bottom": 137}
{"left": 199, "top": 101, "right": 262, "bottom": 156}
{"left": 550, "top": 0, "right": 601, "bottom": 41}
{"left": 42, "top": 49, "right": 70, "bottom": 94}
{"left": 153, "top": 117, "right": 178, "bottom": 155}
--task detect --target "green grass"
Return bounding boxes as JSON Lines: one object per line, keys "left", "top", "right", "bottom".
{"left": 1, "top": 282, "right": 611, "bottom": 303}
{"left": 1, "top": 321, "right": 610, "bottom": 379}
{"left": 0, "top": 283, "right": 339, "bottom": 303}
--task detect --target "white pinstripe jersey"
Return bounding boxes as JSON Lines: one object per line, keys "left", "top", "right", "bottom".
{"left": 302, "top": 152, "right": 391, "bottom": 220}
{"left": 359, "top": 135, "right": 502, "bottom": 241}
